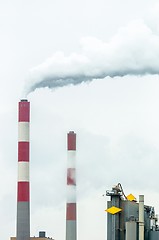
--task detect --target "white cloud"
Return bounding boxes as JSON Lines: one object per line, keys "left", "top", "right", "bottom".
{"left": 25, "top": 20, "right": 159, "bottom": 96}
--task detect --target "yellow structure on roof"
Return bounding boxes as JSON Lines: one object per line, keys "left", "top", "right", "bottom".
{"left": 127, "top": 193, "right": 136, "bottom": 201}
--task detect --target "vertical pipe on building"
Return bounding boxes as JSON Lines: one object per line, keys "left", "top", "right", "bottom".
{"left": 66, "top": 131, "right": 77, "bottom": 240}
{"left": 139, "top": 195, "right": 144, "bottom": 240}
{"left": 111, "top": 195, "right": 120, "bottom": 240}
{"left": 17, "top": 99, "right": 30, "bottom": 240}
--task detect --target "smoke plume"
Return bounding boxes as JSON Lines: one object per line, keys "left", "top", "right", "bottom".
{"left": 25, "top": 20, "right": 159, "bottom": 96}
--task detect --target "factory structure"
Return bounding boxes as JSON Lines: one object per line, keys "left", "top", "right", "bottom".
{"left": 12, "top": 99, "right": 159, "bottom": 240}
{"left": 106, "top": 183, "right": 159, "bottom": 240}
{"left": 11, "top": 231, "right": 54, "bottom": 240}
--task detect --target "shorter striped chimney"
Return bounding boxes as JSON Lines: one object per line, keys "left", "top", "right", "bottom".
{"left": 17, "top": 99, "right": 30, "bottom": 240}
{"left": 66, "top": 131, "right": 77, "bottom": 240}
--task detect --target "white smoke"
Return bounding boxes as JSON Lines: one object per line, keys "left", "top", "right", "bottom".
{"left": 25, "top": 19, "right": 159, "bottom": 96}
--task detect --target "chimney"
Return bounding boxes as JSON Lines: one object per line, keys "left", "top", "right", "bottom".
{"left": 139, "top": 195, "right": 144, "bottom": 240}
{"left": 66, "top": 131, "right": 77, "bottom": 240}
{"left": 16, "top": 99, "right": 30, "bottom": 240}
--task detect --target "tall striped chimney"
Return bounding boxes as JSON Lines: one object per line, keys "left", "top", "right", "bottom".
{"left": 17, "top": 99, "right": 30, "bottom": 240}
{"left": 66, "top": 131, "right": 77, "bottom": 240}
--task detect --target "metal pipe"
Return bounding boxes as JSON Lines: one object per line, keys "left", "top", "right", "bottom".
{"left": 111, "top": 196, "right": 120, "bottom": 240}
{"left": 139, "top": 195, "right": 144, "bottom": 240}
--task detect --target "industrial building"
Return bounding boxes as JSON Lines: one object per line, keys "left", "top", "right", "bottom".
{"left": 11, "top": 231, "right": 54, "bottom": 240}
{"left": 106, "top": 183, "right": 159, "bottom": 240}
{"left": 12, "top": 99, "right": 159, "bottom": 240}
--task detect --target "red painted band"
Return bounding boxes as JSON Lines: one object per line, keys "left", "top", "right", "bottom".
{"left": 19, "top": 101, "right": 30, "bottom": 122}
{"left": 66, "top": 203, "right": 76, "bottom": 220}
{"left": 67, "top": 132, "right": 76, "bottom": 150}
{"left": 67, "top": 168, "right": 76, "bottom": 185}
{"left": 18, "top": 142, "right": 29, "bottom": 162}
{"left": 17, "top": 182, "right": 29, "bottom": 202}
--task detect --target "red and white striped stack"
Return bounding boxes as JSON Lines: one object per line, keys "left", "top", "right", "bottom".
{"left": 17, "top": 99, "right": 30, "bottom": 240}
{"left": 66, "top": 131, "right": 77, "bottom": 240}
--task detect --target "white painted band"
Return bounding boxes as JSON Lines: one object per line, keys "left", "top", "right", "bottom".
{"left": 18, "top": 162, "right": 29, "bottom": 181}
{"left": 18, "top": 122, "right": 29, "bottom": 142}
{"left": 67, "top": 185, "right": 76, "bottom": 203}
{"left": 67, "top": 151, "right": 76, "bottom": 168}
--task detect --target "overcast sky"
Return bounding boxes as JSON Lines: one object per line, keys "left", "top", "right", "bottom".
{"left": 1, "top": 0, "right": 159, "bottom": 240}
